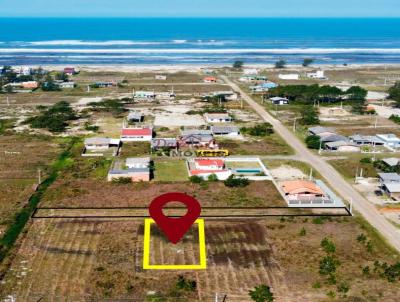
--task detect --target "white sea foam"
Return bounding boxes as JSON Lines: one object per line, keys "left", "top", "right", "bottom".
{"left": 1, "top": 48, "right": 400, "bottom": 54}
{"left": 27, "top": 40, "right": 164, "bottom": 46}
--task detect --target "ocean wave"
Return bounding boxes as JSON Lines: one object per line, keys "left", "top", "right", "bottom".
{"left": 23, "top": 39, "right": 227, "bottom": 46}
{"left": 1, "top": 48, "right": 400, "bottom": 54}
{"left": 27, "top": 40, "right": 165, "bottom": 46}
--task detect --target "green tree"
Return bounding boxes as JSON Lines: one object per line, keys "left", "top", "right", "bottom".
{"left": 249, "top": 284, "right": 274, "bottom": 302}
{"left": 224, "top": 175, "right": 249, "bottom": 188}
{"left": 55, "top": 72, "right": 69, "bottom": 82}
{"left": 302, "top": 58, "right": 314, "bottom": 67}
{"left": 389, "top": 81, "right": 400, "bottom": 107}
{"left": 42, "top": 74, "right": 61, "bottom": 91}
{"left": 274, "top": 59, "right": 286, "bottom": 69}
{"left": 300, "top": 106, "right": 319, "bottom": 125}
{"left": 233, "top": 60, "right": 244, "bottom": 69}
{"left": 305, "top": 135, "right": 321, "bottom": 149}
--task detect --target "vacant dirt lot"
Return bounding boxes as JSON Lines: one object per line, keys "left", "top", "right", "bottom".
{"left": 1, "top": 217, "right": 399, "bottom": 302}
{"left": 41, "top": 180, "right": 285, "bottom": 208}
{"left": 0, "top": 134, "right": 60, "bottom": 233}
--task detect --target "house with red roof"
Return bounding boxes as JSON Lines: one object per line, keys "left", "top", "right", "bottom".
{"left": 188, "top": 158, "right": 232, "bottom": 180}
{"left": 194, "top": 159, "right": 225, "bottom": 171}
{"left": 203, "top": 76, "right": 217, "bottom": 83}
{"left": 120, "top": 127, "right": 153, "bottom": 142}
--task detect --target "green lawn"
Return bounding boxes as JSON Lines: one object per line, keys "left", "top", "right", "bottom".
{"left": 153, "top": 159, "right": 188, "bottom": 182}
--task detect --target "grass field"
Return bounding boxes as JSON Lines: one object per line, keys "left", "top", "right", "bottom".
{"left": 219, "top": 134, "right": 293, "bottom": 156}
{"left": 153, "top": 159, "right": 188, "bottom": 182}
{"left": 40, "top": 178, "right": 285, "bottom": 208}
{"left": 1, "top": 216, "right": 399, "bottom": 302}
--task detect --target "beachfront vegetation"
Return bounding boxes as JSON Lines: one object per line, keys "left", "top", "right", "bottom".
{"left": 233, "top": 60, "right": 244, "bottom": 70}
{"left": 25, "top": 101, "right": 78, "bottom": 132}
{"left": 389, "top": 81, "right": 400, "bottom": 106}
{"left": 302, "top": 58, "right": 314, "bottom": 67}
{"left": 240, "top": 123, "right": 274, "bottom": 136}
{"left": 274, "top": 59, "right": 286, "bottom": 69}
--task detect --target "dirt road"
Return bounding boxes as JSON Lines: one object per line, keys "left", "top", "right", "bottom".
{"left": 222, "top": 75, "right": 400, "bottom": 252}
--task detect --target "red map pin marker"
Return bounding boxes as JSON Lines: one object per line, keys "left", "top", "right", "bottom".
{"left": 149, "top": 192, "right": 201, "bottom": 244}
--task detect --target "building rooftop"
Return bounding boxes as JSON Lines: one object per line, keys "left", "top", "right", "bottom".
{"left": 382, "top": 158, "right": 400, "bottom": 167}
{"left": 309, "top": 126, "right": 335, "bottom": 135}
{"left": 211, "top": 125, "right": 240, "bottom": 133}
{"left": 281, "top": 180, "right": 324, "bottom": 195}
{"left": 121, "top": 128, "right": 152, "bottom": 136}
{"left": 378, "top": 173, "right": 400, "bottom": 182}
{"left": 195, "top": 158, "right": 224, "bottom": 167}
{"left": 84, "top": 137, "right": 111, "bottom": 145}
{"left": 382, "top": 182, "right": 400, "bottom": 193}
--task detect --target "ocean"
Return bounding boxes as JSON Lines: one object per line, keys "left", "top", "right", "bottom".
{"left": 0, "top": 18, "right": 400, "bottom": 66}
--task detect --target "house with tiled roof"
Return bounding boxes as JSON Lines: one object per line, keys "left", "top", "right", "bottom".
{"left": 120, "top": 127, "right": 153, "bottom": 142}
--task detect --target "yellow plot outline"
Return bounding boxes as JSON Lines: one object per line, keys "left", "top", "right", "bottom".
{"left": 143, "top": 218, "right": 207, "bottom": 270}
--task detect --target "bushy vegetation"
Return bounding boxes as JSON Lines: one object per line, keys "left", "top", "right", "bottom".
{"left": 224, "top": 175, "right": 250, "bottom": 187}
{"left": 88, "top": 99, "right": 127, "bottom": 116}
{"left": 373, "top": 159, "right": 400, "bottom": 173}
{"left": 388, "top": 81, "right": 400, "bottom": 107}
{"left": 389, "top": 114, "right": 400, "bottom": 124}
{"left": 302, "top": 58, "right": 314, "bottom": 67}
{"left": 300, "top": 106, "right": 320, "bottom": 125}
{"left": 0, "top": 119, "right": 14, "bottom": 134}
{"left": 305, "top": 135, "right": 321, "bottom": 149}
{"left": 249, "top": 284, "right": 274, "bottom": 302}
{"left": 26, "top": 101, "right": 78, "bottom": 132}
{"left": 233, "top": 60, "right": 244, "bottom": 69}
{"left": 274, "top": 59, "right": 286, "bottom": 69}
{"left": 268, "top": 84, "right": 367, "bottom": 113}
{"left": 240, "top": 123, "right": 274, "bottom": 136}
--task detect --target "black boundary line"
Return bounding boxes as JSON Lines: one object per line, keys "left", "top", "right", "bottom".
{"left": 31, "top": 206, "right": 352, "bottom": 219}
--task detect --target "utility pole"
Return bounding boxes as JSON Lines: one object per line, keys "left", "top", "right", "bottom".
{"left": 374, "top": 114, "right": 378, "bottom": 129}
{"left": 349, "top": 198, "right": 353, "bottom": 215}
{"left": 6, "top": 96, "right": 10, "bottom": 106}
{"left": 37, "top": 169, "right": 41, "bottom": 185}
{"left": 318, "top": 139, "right": 323, "bottom": 155}
{"left": 309, "top": 168, "right": 313, "bottom": 180}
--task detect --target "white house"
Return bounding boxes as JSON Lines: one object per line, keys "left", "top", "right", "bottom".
{"left": 211, "top": 126, "right": 240, "bottom": 137}
{"left": 84, "top": 137, "right": 121, "bottom": 150}
{"left": 134, "top": 91, "right": 156, "bottom": 100}
{"left": 125, "top": 157, "right": 151, "bottom": 169}
{"left": 120, "top": 127, "right": 153, "bottom": 142}
{"left": 324, "top": 141, "right": 361, "bottom": 153}
{"left": 279, "top": 74, "right": 299, "bottom": 80}
{"left": 243, "top": 68, "right": 259, "bottom": 75}
{"left": 204, "top": 113, "right": 233, "bottom": 123}
{"left": 194, "top": 158, "right": 225, "bottom": 171}
{"left": 306, "top": 70, "right": 327, "bottom": 79}
{"left": 127, "top": 111, "right": 144, "bottom": 122}
{"left": 56, "top": 81, "right": 75, "bottom": 89}
{"left": 270, "top": 97, "right": 289, "bottom": 105}
{"left": 376, "top": 134, "right": 400, "bottom": 149}
{"left": 155, "top": 75, "right": 167, "bottom": 80}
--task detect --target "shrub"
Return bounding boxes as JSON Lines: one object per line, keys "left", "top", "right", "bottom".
{"left": 299, "top": 227, "right": 306, "bottom": 236}
{"left": 249, "top": 284, "right": 274, "bottom": 302}
{"left": 112, "top": 177, "right": 132, "bottom": 184}
{"left": 240, "top": 123, "right": 273, "bottom": 136}
{"left": 207, "top": 174, "right": 219, "bottom": 182}
{"left": 176, "top": 275, "right": 196, "bottom": 292}
{"left": 359, "top": 158, "right": 372, "bottom": 164}
{"left": 321, "top": 237, "right": 336, "bottom": 254}
{"left": 224, "top": 175, "right": 249, "bottom": 187}
{"left": 274, "top": 59, "right": 286, "bottom": 69}
{"left": 305, "top": 135, "right": 321, "bottom": 149}
{"left": 189, "top": 175, "right": 204, "bottom": 184}
{"left": 319, "top": 256, "right": 340, "bottom": 275}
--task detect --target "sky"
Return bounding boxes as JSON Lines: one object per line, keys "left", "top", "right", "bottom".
{"left": 0, "top": 0, "right": 399, "bottom": 17}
